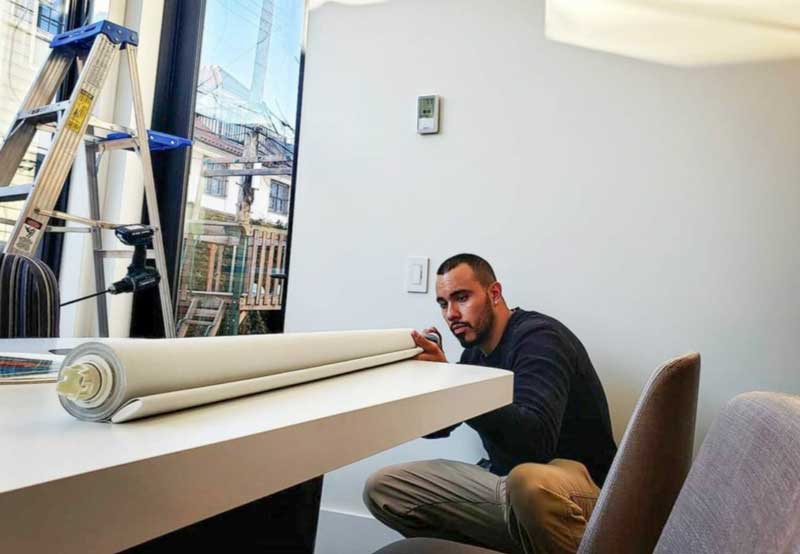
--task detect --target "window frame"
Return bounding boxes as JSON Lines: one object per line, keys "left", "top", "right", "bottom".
{"left": 37, "top": 1, "right": 67, "bottom": 35}
{"left": 203, "top": 159, "right": 228, "bottom": 197}
{"left": 131, "top": 0, "right": 306, "bottom": 339}
{"left": 268, "top": 179, "right": 289, "bottom": 215}
{"left": 130, "top": 0, "right": 207, "bottom": 338}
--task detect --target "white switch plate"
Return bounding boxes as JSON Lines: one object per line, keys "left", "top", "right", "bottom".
{"left": 406, "top": 256, "right": 429, "bottom": 293}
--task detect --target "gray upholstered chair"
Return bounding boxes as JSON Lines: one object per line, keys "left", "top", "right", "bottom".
{"left": 373, "top": 353, "right": 702, "bottom": 554}
{"left": 577, "top": 352, "right": 701, "bottom": 554}
{"left": 374, "top": 538, "right": 499, "bottom": 554}
{"left": 654, "top": 391, "right": 800, "bottom": 554}
{"left": 0, "top": 253, "right": 60, "bottom": 337}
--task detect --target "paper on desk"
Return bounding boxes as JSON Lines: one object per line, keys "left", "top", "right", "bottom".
{"left": 58, "top": 329, "right": 421, "bottom": 423}
{"left": 0, "top": 352, "right": 63, "bottom": 384}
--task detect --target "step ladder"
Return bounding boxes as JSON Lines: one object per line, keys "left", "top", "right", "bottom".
{"left": 0, "top": 20, "right": 191, "bottom": 338}
{"left": 176, "top": 297, "right": 227, "bottom": 338}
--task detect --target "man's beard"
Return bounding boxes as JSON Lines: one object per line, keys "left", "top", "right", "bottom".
{"left": 453, "top": 297, "right": 495, "bottom": 349}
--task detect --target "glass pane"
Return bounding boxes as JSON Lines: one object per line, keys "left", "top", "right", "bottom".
{"left": 88, "top": 0, "right": 110, "bottom": 23}
{"left": 176, "top": 0, "right": 303, "bottom": 337}
{"left": 0, "top": 0, "right": 71, "bottom": 248}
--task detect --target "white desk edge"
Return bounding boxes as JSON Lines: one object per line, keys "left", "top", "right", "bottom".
{"left": 0, "top": 338, "right": 513, "bottom": 553}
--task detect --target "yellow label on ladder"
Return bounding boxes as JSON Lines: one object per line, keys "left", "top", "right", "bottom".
{"left": 66, "top": 90, "right": 94, "bottom": 133}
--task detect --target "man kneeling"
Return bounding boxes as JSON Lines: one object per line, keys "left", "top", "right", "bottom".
{"left": 364, "top": 254, "right": 617, "bottom": 554}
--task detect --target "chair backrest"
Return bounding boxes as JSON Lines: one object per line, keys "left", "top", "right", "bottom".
{"left": 374, "top": 537, "right": 502, "bottom": 554}
{"left": 578, "top": 352, "right": 701, "bottom": 554}
{"left": 654, "top": 392, "right": 800, "bottom": 554}
{"left": 0, "top": 253, "right": 60, "bottom": 338}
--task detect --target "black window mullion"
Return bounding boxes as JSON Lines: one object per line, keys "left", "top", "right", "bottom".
{"left": 276, "top": 51, "right": 306, "bottom": 331}
{"left": 129, "top": 0, "right": 206, "bottom": 338}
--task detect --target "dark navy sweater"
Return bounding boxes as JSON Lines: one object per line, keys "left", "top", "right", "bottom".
{"left": 432, "top": 309, "right": 617, "bottom": 486}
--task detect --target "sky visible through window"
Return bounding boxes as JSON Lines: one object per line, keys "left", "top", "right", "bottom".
{"left": 175, "top": 0, "right": 303, "bottom": 337}
{"left": 201, "top": 0, "right": 303, "bottom": 135}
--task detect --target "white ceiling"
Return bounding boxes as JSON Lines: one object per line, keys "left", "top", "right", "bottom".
{"left": 546, "top": 0, "right": 800, "bottom": 66}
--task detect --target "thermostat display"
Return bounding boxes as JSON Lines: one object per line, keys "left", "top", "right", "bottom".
{"left": 417, "top": 95, "right": 440, "bottom": 134}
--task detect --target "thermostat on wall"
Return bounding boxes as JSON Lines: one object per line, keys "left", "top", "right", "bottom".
{"left": 417, "top": 95, "right": 440, "bottom": 134}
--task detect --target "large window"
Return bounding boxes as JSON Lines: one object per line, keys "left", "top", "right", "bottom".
{"left": 176, "top": 0, "right": 303, "bottom": 337}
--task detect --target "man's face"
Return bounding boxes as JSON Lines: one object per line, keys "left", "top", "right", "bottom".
{"left": 436, "top": 263, "right": 495, "bottom": 349}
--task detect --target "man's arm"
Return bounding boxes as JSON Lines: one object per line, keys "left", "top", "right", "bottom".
{"left": 466, "top": 328, "right": 571, "bottom": 462}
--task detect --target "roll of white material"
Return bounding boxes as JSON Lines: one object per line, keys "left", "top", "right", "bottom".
{"left": 57, "top": 329, "right": 419, "bottom": 423}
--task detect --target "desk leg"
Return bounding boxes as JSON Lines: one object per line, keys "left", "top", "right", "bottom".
{"left": 125, "top": 475, "right": 324, "bottom": 553}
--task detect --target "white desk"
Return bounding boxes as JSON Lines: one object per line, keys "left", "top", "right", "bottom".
{"left": 0, "top": 338, "right": 512, "bottom": 553}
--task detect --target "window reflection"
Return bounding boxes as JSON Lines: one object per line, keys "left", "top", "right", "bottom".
{"left": 177, "top": 0, "right": 303, "bottom": 337}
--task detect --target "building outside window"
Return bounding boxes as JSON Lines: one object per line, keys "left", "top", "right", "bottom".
{"left": 269, "top": 179, "right": 289, "bottom": 215}
{"left": 204, "top": 174, "right": 227, "bottom": 197}
{"left": 204, "top": 176, "right": 226, "bottom": 197}
{"left": 37, "top": 1, "right": 67, "bottom": 35}
{"left": 10, "top": 0, "right": 67, "bottom": 35}
{"left": 0, "top": 0, "right": 71, "bottom": 247}
{"left": 175, "top": 0, "right": 303, "bottom": 337}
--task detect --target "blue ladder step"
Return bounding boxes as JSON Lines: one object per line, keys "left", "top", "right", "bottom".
{"left": 51, "top": 20, "right": 139, "bottom": 51}
{"left": 105, "top": 130, "right": 192, "bottom": 152}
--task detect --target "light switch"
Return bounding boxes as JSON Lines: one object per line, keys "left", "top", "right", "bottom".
{"left": 406, "top": 256, "right": 429, "bottom": 293}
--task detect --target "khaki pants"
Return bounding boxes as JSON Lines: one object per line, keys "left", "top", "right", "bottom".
{"left": 363, "top": 459, "right": 600, "bottom": 554}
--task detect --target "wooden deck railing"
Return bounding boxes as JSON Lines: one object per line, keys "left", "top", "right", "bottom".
{"left": 178, "top": 223, "right": 288, "bottom": 314}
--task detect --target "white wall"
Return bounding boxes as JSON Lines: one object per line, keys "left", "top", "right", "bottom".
{"left": 286, "top": 0, "right": 800, "bottom": 551}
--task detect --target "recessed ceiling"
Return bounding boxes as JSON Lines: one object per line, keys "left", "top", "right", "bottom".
{"left": 546, "top": 0, "right": 800, "bottom": 66}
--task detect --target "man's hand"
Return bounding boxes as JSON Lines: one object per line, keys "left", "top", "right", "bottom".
{"left": 411, "top": 329, "right": 447, "bottom": 363}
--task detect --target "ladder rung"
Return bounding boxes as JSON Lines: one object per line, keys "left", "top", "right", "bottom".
{"left": 36, "top": 209, "right": 120, "bottom": 229}
{"left": 16, "top": 101, "right": 70, "bottom": 124}
{"left": 97, "top": 137, "right": 139, "bottom": 153}
{"left": 31, "top": 118, "right": 192, "bottom": 152}
{"left": 87, "top": 118, "right": 135, "bottom": 136}
{"left": 0, "top": 184, "right": 33, "bottom": 202}
{"left": 193, "top": 308, "right": 221, "bottom": 318}
{"left": 37, "top": 116, "right": 134, "bottom": 138}
{"left": 44, "top": 226, "right": 92, "bottom": 234}
{"left": 36, "top": 118, "right": 192, "bottom": 154}
{"left": 96, "top": 249, "right": 155, "bottom": 259}
{"left": 183, "top": 319, "right": 214, "bottom": 326}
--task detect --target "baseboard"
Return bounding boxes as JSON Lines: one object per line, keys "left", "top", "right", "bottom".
{"left": 315, "top": 508, "right": 402, "bottom": 554}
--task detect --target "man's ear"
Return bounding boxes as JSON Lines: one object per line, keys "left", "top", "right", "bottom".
{"left": 488, "top": 281, "right": 503, "bottom": 305}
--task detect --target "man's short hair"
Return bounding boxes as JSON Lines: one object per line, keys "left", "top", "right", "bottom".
{"left": 437, "top": 253, "right": 497, "bottom": 287}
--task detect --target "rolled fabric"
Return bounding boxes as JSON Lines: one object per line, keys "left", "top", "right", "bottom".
{"left": 57, "top": 329, "right": 419, "bottom": 423}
